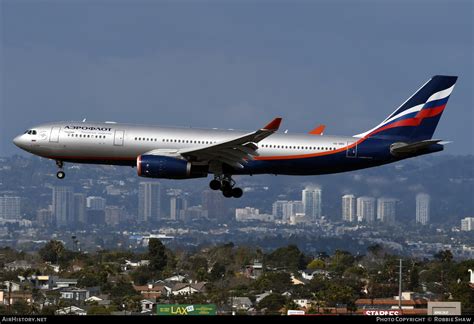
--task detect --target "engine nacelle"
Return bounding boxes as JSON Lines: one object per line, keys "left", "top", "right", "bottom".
{"left": 137, "top": 155, "right": 208, "bottom": 179}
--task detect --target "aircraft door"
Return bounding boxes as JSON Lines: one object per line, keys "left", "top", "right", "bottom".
{"left": 346, "top": 141, "right": 357, "bottom": 158}
{"left": 49, "top": 127, "right": 61, "bottom": 143}
{"left": 114, "top": 130, "right": 124, "bottom": 146}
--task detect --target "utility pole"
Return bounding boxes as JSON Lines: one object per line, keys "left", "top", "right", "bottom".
{"left": 398, "top": 259, "right": 402, "bottom": 310}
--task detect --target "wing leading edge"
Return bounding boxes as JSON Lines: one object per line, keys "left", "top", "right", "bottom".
{"left": 179, "top": 117, "right": 282, "bottom": 169}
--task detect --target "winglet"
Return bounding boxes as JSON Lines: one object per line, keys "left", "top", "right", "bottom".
{"left": 262, "top": 117, "right": 282, "bottom": 131}
{"left": 309, "top": 124, "right": 326, "bottom": 135}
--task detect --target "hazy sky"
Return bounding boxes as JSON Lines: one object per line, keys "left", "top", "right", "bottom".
{"left": 1, "top": 0, "right": 473, "bottom": 156}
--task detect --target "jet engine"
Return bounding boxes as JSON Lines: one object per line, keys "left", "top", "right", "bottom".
{"left": 137, "top": 155, "right": 208, "bottom": 179}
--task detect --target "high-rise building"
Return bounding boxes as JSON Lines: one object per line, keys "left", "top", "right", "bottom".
{"left": 52, "top": 186, "right": 74, "bottom": 227}
{"left": 0, "top": 196, "right": 21, "bottom": 220}
{"left": 86, "top": 196, "right": 106, "bottom": 210}
{"left": 74, "top": 193, "right": 86, "bottom": 224}
{"left": 282, "top": 201, "right": 304, "bottom": 223}
{"left": 202, "top": 190, "right": 226, "bottom": 221}
{"left": 302, "top": 187, "right": 322, "bottom": 220}
{"left": 105, "top": 206, "right": 125, "bottom": 227}
{"left": 377, "top": 198, "right": 398, "bottom": 224}
{"left": 272, "top": 200, "right": 288, "bottom": 221}
{"left": 460, "top": 217, "right": 474, "bottom": 231}
{"left": 416, "top": 193, "right": 430, "bottom": 225}
{"left": 36, "top": 207, "right": 53, "bottom": 226}
{"left": 170, "top": 195, "right": 187, "bottom": 221}
{"left": 138, "top": 181, "right": 162, "bottom": 222}
{"left": 357, "top": 196, "right": 376, "bottom": 223}
{"left": 342, "top": 194, "right": 356, "bottom": 222}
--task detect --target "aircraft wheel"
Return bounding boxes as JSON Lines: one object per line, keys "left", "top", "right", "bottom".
{"left": 222, "top": 189, "right": 233, "bottom": 198}
{"left": 232, "top": 187, "right": 243, "bottom": 198}
{"left": 56, "top": 171, "right": 65, "bottom": 179}
{"left": 209, "top": 180, "right": 221, "bottom": 190}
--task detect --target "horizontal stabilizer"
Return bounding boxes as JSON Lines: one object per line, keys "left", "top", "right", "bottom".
{"left": 390, "top": 139, "right": 443, "bottom": 156}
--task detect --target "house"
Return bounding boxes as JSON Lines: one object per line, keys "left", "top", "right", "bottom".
{"left": 55, "top": 306, "right": 87, "bottom": 315}
{"left": 301, "top": 269, "right": 331, "bottom": 280}
{"left": 122, "top": 260, "right": 149, "bottom": 271}
{"left": 3, "top": 281, "right": 21, "bottom": 292}
{"left": 2, "top": 291, "right": 33, "bottom": 305}
{"left": 230, "top": 297, "right": 253, "bottom": 310}
{"left": 255, "top": 291, "right": 272, "bottom": 304}
{"left": 290, "top": 274, "right": 305, "bottom": 286}
{"left": 164, "top": 274, "right": 186, "bottom": 282}
{"left": 245, "top": 260, "right": 263, "bottom": 279}
{"left": 85, "top": 295, "right": 111, "bottom": 306}
{"left": 140, "top": 299, "right": 155, "bottom": 313}
{"left": 4, "top": 260, "right": 33, "bottom": 271}
{"left": 171, "top": 282, "right": 206, "bottom": 296}
{"left": 31, "top": 275, "right": 55, "bottom": 290}
{"left": 133, "top": 283, "right": 166, "bottom": 299}
{"left": 59, "top": 288, "right": 90, "bottom": 302}
{"left": 293, "top": 299, "right": 312, "bottom": 308}
{"left": 55, "top": 278, "right": 78, "bottom": 289}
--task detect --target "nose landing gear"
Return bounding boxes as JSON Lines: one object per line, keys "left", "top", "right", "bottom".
{"left": 56, "top": 160, "right": 65, "bottom": 179}
{"left": 209, "top": 175, "right": 243, "bottom": 198}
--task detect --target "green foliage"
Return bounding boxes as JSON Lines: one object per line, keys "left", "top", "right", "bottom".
{"left": 257, "top": 293, "right": 287, "bottom": 314}
{"left": 254, "top": 271, "right": 292, "bottom": 293}
{"left": 265, "top": 245, "right": 306, "bottom": 271}
{"left": 148, "top": 238, "right": 167, "bottom": 274}
{"left": 87, "top": 305, "right": 112, "bottom": 315}
{"left": 130, "top": 266, "right": 153, "bottom": 285}
{"left": 434, "top": 250, "right": 453, "bottom": 263}
{"left": 38, "top": 240, "right": 65, "bottom": 263}
{"left": 307, "top": 259, "right": 325, "bottom": 270}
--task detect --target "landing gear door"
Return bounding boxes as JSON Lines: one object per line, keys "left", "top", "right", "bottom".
{"left": 49, "top": 127, "right": 61, "bottom": 143}
{"left": 346, "top": 141, "right": 357, "bottom": 158}
{"left": 114, "top": 130, "right": 124, "bottom": 146}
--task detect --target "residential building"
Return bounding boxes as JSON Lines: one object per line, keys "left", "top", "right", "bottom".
{"left": 170, "top": 193, "right": 187, "bottom": 221}
{"left": 235, "top": 207, "right": 274, "bottom": 222}
{"left": 52, "top": 186, "right": 74, "bottom": 227}
{"left": 377, "top": 198, "right": 398, "bottom": 224}
{"left": 272, "top": 200, "right": 288, "bottom": 221}
{"left": 416, "top": 193, "right": 430, "bottom": 225}
{"left": 342, "top": 194, "right": 356, "bottom": 222}
{"left": 0, "top": 196, "right": 21, "bottom": 220}
{"left": 138, "top": 181, "right": 162, "bottom": 222}
{"left": 357, "top": 196, "right": 376, "bottom": 223}
{"left": 282, "top": 201, "right": 304, "bottom": 223}
{"left": 302, "top": 187, "right": 322, "bottom": 221}
{"left": 74, "top": 193, "right": 86, "bottom": 224}
{"left": 461, "top": 217, "right": 474, "bottom": 231}
{"left": 202, "top": 190, "right": 226, "bottom": 221}
{"left": 86, "top": 196, "right": 106, "bottom": 210}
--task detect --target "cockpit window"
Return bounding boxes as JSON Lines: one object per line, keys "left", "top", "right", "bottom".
{"left": 32, "top": 130, "right": 37, "bottom": 135}
{"left": 25, "top": 130, "right": 37, "bottom": 135}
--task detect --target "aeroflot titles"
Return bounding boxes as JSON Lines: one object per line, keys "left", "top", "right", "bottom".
{"left": 64, "top": 126, "right": 112, "bottom": 131}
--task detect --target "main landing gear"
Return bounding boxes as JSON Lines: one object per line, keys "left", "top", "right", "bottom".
{"left": 209, "top": 175, "right": 243, "bottom": 198}
{"left": 56, "top": 160, "right": 65, "bottom": 179}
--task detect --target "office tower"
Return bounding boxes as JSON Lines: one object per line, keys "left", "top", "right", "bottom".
{"left": 282, "top": 201, "right": 304, "bottom": 223}
{"left": 170, "top": 194, "right": 187, "bottom": 221}
{"left": 138, "top": 181, "right": 162, "bottom": 222}
{"left": 105, "top": 206, "right": 124, "bottom": 227}
{"left": 86, "top": 196, "right": 106, "bottom": 210}
{"left": 460, "top": 217, "right": 474, "bottom": 231}
{"left": 74, "top": 193, "right": 86, "bottom": 224}
{"left": 36, "top": 207, "right": 53, "bottom": 226}
{"left": 302, "top": 187, "right": 322, "bottom": 220}
{"left": 377, "top": 198, "right": 397, "bottom": 224}
{"left": 0, "top": 196, "right": 21, "bottom": 220}
{"left": 342, "top": 194, "right": 356, "bottom": 222}
{"left": 356, "top": 196, "right": 376, "bottom": 223}
{"left": 52, "top": 186, "right": 74, "bottom": 227}
{"left": 202, "top": 190, "right": 226, "bottom": 221}
{"left": 272, "top": 200, "right": 288, "bottom": 221}
{"left": 416, "top": 193, "right": 430, "bottom": 225}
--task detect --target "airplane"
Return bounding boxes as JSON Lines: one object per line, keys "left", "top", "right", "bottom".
{"left": 13, "top": 75, "right": 457, "bottom": 198}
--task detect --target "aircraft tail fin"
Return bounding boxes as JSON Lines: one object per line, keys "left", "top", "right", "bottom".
{"left": 354, "top": 75, "right": 457, "bottom": 142}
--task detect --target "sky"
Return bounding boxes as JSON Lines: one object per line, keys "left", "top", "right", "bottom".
{"left": 1, "top": 0, "right": 473, "bottom": 156}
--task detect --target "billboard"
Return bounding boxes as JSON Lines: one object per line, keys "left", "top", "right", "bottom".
{"left": 156, "top": 304, "right": 217, "bottom": 315}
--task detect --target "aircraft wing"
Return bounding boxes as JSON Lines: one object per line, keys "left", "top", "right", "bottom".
{"left": 179, "top": 117, "right": 282, "bottom": 169}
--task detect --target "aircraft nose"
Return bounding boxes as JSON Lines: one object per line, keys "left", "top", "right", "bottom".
{"left": 13, "top": 135, "right": 24, "bottom": 148}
